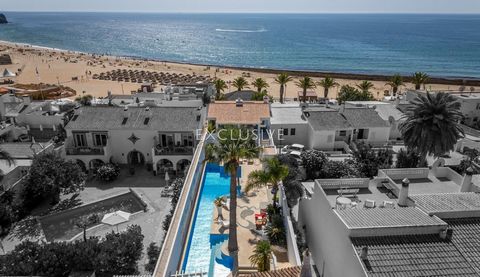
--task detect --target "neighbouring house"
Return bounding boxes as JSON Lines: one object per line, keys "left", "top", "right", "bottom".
{"left": 0, "top": 141, "right": 54, "bottom": 194}
{"left": 64, "top": 105, "right": 205, "bottom": 174}
{"left": 270, "top": 103, "right": 309, "bottom": 147}
{"left": 407, "top": 90, "right": 480, "bottom": 128}
{"left": 345, "top": 101, "right": 405, "bottom": 140}
{"left": 207, "top": 99, "right": 273, "bottom": 147}
{"left": 297, "top": 91, "right": 318, "bottom": 102}
{"left": 304, "top": 106, "right": 390, "bottom": 152}
{"left": 0, "top": 93, "right": 74, "bottom": 142}
{"left": 297, "top": 162, "right": 480, "bottom": 277}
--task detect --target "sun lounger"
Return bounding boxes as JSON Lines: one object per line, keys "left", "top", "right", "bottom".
{"left": 218, "top": 219, "right": 229, "bottom": 228}
{"left": 382, "top": 200, "right": 395, "bottom": 208}
{"left": 337, "top": 188, "right": 360, "bottom": 197}
{"left": 364, "top": 199, "right": 376, "bottom": 208}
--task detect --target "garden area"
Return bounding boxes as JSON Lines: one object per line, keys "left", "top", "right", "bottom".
{"left": 0, "top": 151, "right": 179, "bottom": 275}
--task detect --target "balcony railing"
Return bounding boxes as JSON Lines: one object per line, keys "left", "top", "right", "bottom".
{"left": 66, "top": 146, "right": 105, "bottom": 156}
{"left": 154, "top": 145, "right": 194, "bottom": 156}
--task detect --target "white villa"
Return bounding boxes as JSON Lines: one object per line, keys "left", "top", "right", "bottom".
{"left": 297, "top": 162, "right": 480, "bottom": 276}
{"left": 64, "top": 105, "right": 205, "bottom": 175}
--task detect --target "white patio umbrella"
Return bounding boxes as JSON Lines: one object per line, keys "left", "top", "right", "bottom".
{"left": 2, "top": 68, "right": 15, "bottom": 78}
{"left": 165, "top": 171, "right": 170, "bottom": 183}
{"left": 102, "top": 210, "right": 131, "bottom": 232}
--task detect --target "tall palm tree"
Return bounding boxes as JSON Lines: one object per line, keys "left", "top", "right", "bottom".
{"left": 205, "top": 128, "right": 259, "bottom": 273}
{"left": 296, "top": 76, "right": 316, "bottom": 103}
{"left": 400, "top": 92, "right": 464, "bottom": 165}
{"left": 232, "top": 77, "right": 249, "bottom": 91}
{"left": 386, "top": 74, "right": 404, "bottom": 96}
{"left": 213, "top": 78, "right": 227, "bottom": 100}
{"left": 317, "top": 76, "right": 339, "bottom": 99}
{"left": 275, "top": 73, "right": 293, "bottom": 104}
{"left": 246, "top": 157, "right": 289, "bottom": 206}
{"left": 356, "top": 80, "right": 374, "bottom": 93}
{"left": 0, "top": 148, "right": 14, "bottom": 175}
{"left": 249, "top": 240, "right": 272, "bottom": 272}
{"left": 251, "top": 78, "right": 269, "bottom": 93}
{"left": 412, "top": 72, "right": 430, "bottom": 90}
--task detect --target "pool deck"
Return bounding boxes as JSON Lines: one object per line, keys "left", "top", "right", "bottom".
{"left": 211, "top": 160, "right": 292, "bottom": 270}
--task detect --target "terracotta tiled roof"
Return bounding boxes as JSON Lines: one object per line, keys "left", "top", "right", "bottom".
{"left": 244, "top": 266, "right": 301, "bottom": 277}
{"left": 65, "top": 106, "right": 204, "bottom": 131}
{"left": 208, "top": 101, "right": 270, "bottom": 125}
{"left": 352, "top": 234, "right": 479, "bottom": 277}
{"left": 341, "top": 108, "right": 389, "bottom": 128}
{"left": 411, "top": 193, "right": 480, "bottom": 216}
{"left": 336, "top": 207, "right": 446, "bottom": 229}
{"left": 353, "top": 218, "right": 480, "bottom": 276}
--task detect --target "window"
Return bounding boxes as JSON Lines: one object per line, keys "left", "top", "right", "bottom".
{"left": 121, "top": 117, "right": 128, "bottom": 125}
{"left": 93, "top": 133, "right": 107, "bottom": 147}
{"left": 182, "top": 133, "right": 194, "bottom": 146}
{"left": 339, "top": 130, "right": 347, "bottom": 136}
{"left": 290, "top": 128, "right": 296, "bottom": 136}
{"left": 283, "top": 128, "right": 289, "bottom": 136}
{"left": 476, "top": 103, "right": 480, "bottom": 110}
{"left": 74, "top": 133, "right": 87, "bottom": 147}
{"left": 144, "top": 117, "right": 150, "bottom": 125}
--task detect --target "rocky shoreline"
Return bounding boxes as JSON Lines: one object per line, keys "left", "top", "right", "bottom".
{"left": 0, "top": 14, "right": 7, "bottom": 24}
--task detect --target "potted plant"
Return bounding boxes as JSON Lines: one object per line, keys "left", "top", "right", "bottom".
{"left": 214, "top": 196, "right": 224, "bottom": 220}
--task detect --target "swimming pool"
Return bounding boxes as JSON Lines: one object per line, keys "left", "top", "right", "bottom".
{"left": 182, "top": 163, "right": 240, "bottom": 276}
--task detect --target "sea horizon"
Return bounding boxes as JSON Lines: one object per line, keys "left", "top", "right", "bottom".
{"left": 1, "top": 12, "right": 480, "bottom": 79}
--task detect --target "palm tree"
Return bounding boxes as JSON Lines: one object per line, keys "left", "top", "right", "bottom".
{"left": 0, "top": 148, "right": 14, "bottom": 175}
{"left": 249, "top": 240, "right": 272, "bottom": 272}
{"left": 251, "top": 78, "right": 269, "bottom": 93}
{"left": 317, "top": 76, "right": 339, "bottom": 99}
{"left": 412, "top": 72, "right": 429, "bottom": 90}
{"left": 232, "top": 77, "right": 249, "bottom": 91}
{"left": 246, "top": 157, "right": 289, "bottom": 206}
{"left": 400, "top": 92, "right": 464, "bottom": 166}
{"left": 205, "top": 127, "right": 259, "bottom": 273}
{"left": 356, "top": 80, "right": 374, "bottom": 93}
{"left": 275, "top": 73, "right": 293, "bottom": 104}
{"left": 213, "top": 78, "right": 228, "bottom": 100}
{"left": 296, "top": 77, "right": 316, "bottom": 103}
{"left": 386, "top": 74, "right": 404, "bottom": 96}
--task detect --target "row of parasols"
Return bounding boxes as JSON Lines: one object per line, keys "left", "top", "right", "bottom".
{"left": 92, "top": 69, "right": 211, "bottom": 85}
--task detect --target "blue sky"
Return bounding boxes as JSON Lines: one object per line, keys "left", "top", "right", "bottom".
{"left": 1, "top": 0, "right": 479, "bottom": 13}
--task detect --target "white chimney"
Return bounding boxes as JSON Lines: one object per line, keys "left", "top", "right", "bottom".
{"left": 398, "top": 178, "right": 410, "bottom": 207}
{"left": 360, "top": 246, "right": 368, "bottom": 261}
{"left": 263, "top": 95, "right": 269, "bottom": 104}
{"left": 22, "top": 95, "right": 31, "bottom": 105}
{"left": 460, "top": 167, "right": 474, "bottom": 192}
{"left": 235, "top": 98, "right": 243, "bottom": 107}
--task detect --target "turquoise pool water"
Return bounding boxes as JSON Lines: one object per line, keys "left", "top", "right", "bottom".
{"left": 183, "top": 163, "right": 239, "bottom": 276}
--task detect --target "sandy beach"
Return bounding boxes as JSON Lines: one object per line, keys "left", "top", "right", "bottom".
{"left": 1, "top": 41, "right": 478, "bottom": 101}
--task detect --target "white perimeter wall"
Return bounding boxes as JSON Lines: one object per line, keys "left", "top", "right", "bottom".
{"left": 298, "top": 184, "right": 366, "bottom": 277}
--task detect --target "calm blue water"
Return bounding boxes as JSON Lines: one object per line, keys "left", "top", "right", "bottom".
{"left": 183, "top": 163, "right": 231, "bottom": 275}
{"left": 1, "top": 12, "right": 480, "bottom": 78}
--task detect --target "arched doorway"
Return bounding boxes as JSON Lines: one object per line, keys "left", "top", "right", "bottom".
{"left": 156, "top": 159, "right": 174, "bottom": 175}
{"left": 176, "top": 159, "right": 191, "bottom": 176}
{"left": 76, "top": 159, "right": 87, "bottom": 172}
{"left": 127, "top": 150, "right": 145, "bottom": 166}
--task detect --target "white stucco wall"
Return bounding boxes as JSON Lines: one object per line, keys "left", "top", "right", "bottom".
{"left": 271, "top": 123, "right": 309, "bottom": 147}
{"left": 307, "top": 125, "right": 336, "bottom": 150}
{"left": 298, "top": 185, "right": 367, "bottom": 277}
{"left": 365, "top": 127, "right": 390, "bottom": 146}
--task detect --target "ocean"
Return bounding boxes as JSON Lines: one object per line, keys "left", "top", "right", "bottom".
{"left": 0, "top": 12, "right": 479, "bottom": 78}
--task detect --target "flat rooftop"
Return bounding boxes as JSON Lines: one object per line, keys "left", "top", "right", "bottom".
{"left": 208, "top": 101, "right": 270, "bottom": 125}
{"left": 270, "top": 104, "right": 307, "bottom": 125}
{"left": 323, "top": 181, "right": 395, "bottom": 208}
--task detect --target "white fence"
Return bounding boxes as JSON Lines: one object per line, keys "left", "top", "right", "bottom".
{"left": 315, "top": 178, "right": 370, "bottom": 190}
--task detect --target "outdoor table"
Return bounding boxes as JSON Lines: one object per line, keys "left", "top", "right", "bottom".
{"left": 336, "top": 197, "right": 352, "bottom": 209}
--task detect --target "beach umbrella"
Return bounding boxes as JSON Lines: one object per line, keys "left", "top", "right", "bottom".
{"left": 2, "top": 68, "right": 15, "bottom": 78}
{"left": 165, "top": 171, "right": 170, "bottom": 183}
{"left": 102, "top": 210, "right": 131, "bottom": 232}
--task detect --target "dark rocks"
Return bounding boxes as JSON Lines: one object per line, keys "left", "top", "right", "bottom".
{"left": 0, "top": 14, "right": 8, "bottom": 24}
